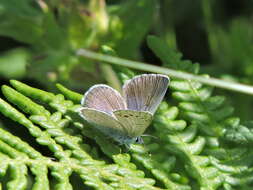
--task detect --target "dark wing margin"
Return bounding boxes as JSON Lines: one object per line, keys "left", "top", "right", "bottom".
{"left": 122, "top": 74, "right": 169, "bottom": 114}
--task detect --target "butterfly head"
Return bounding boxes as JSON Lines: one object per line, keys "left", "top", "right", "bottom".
{"left": 117, "top": 136, "right": 144, "bottom": 148}
{"left": 135, "top": 136, "right": 144, "bottom": 144}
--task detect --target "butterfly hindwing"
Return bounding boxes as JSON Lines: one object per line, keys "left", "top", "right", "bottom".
{"left": 81, "top": 84, "right": 126, "bottom": 114}
{"left": 113, "top": 110, "right": 153, "bottom": 138}
{"left": 80, "top": 108, "right": 128, "bottom": 137}
{"left": 123, "top": 74, "right": 169, "bottom": 114}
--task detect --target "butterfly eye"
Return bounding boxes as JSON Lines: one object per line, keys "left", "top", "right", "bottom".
{"left": 135, "top": 137, "right": 143, "bottom": 144}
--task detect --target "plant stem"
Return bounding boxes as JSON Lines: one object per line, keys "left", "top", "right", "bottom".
{"left": 77, "top": 49, "right": 253, "bottom": 96}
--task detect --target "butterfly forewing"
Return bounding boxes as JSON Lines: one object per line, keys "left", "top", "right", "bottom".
{"left": 80, "top": 108, "right": 128, "bottom": 137}
{"left": 123, "top": 74, "right": 169, "bottom": 114}
{"left": 81, "top": 84, "right": 126, "bottom": 114}
{"left": 113, "top": 110, "right": 153, "bottom": 137}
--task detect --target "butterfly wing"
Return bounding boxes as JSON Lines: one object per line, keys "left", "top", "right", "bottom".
{"left": 79, "top": 108, "right": 128, "bottom": 138}
{"left": 113, "top": 110, "right": 153, "bottom": 137}
{"left": 123, "top": 74, "right": 169, "bottom": 114}
{"left": 81, "top": 84, "right": 126, "bottom": 114}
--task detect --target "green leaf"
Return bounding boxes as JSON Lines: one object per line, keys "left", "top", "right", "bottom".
{"left": 147, "top": 35, "right": 200, "bottom": 73}
{"left": 108, "top": 0, "right": 157, "bottom": 58}
{"left": 0, "top": 0, "right": 43, "bottom": 44}
{"left": 0, "top": 48, "right": 30, "bottom": 79}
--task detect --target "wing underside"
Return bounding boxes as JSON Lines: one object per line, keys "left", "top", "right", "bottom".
{"left": 113, "top": 110, "right": 153, "bottom": 137}
{"left": 80, "top": 108, "right": 128, "bottom": 137}
{"left": 81, "top": 84, "right": 126, "bottom": 114}
{"left": 123, "top": 74, "right": 169, "bottom": 114}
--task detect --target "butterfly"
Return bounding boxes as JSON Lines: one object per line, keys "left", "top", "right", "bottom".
{"left": 79, "top": 74, "right": 169, "bottom": 146}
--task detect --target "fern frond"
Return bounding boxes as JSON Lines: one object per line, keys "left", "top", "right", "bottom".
{"left": 147, "top": 36, "right": 253, "bottom": 189}
{"left": 0, "top": 81, "right": 167, "bottom": 189}
{"left": 148, "top": 36, "right": 233, "bottom": 137}
{"left": 223, "top": 119, "right": 253, "bottom": 144}
{"left": 130, "top": 144, "right": 190, "bottom": 190}
{"left": 56, "top": 83, "right": 83, "bottom": 104}
{"left": 148, "top": 35, "right": 253, "bottom": 146}
{"left": 154, "top": 102, "right": 224, "bottom": 190}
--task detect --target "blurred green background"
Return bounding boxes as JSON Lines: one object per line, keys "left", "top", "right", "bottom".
{"left": 1, "top": 0, "right": 253, "bottom": 119}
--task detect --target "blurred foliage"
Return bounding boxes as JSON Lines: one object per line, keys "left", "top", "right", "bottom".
{"left": 0, "top": 0, "right": 156, "bottom": 90}
{"left": 1, "top": 0, "right": 253, "bottom": 189}
{"left": 1, "top": 0, "right": 252, "bottom": 92}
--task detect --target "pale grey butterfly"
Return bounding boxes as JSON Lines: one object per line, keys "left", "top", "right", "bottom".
{"left": 79, "top": 74, "right": 169, "bottom": 146}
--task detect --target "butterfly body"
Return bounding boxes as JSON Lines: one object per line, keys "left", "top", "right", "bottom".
{"left": 79, "top": 74, "right": 169, "bottom": 146}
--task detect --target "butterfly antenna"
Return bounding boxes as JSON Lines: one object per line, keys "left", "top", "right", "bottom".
{"left": 141, "top": 134, "right": 158, "bottom": 139}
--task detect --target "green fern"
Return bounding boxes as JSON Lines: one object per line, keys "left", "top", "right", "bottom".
{"left": 0, "top": 79, "right": 192, "bottom": 190}
{"left": 147, "top": 37, "right": 253, "bottom": 145}
{"left": 147, "top": 36, "right": 253, "bottom": 189}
